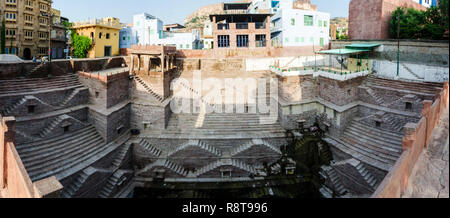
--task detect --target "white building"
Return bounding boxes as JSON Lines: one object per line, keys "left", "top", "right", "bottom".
{"left": 249, "top": 0, "right": 330, "bottom": 48}
{"left": 203, "top": 21, "right": 214, "bottom": 49}
{"left": 132, "top": 13, "right": 164, "bottom": 46}
{"left": 119, "top": 13, "right": 201, "bottom": 50}
{"left": 160, "top": 29, "right": 201, "bottom": 50}
{"left": 412, "top": 0, "right": 437, "bottom": 7}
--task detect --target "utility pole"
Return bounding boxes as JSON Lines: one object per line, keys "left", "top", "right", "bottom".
{"left": 396, "top": 15, "right": 400, "bottom": 77}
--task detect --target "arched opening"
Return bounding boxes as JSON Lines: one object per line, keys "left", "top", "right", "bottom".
{"left": 23, "top": 48, "right": 32, "bottom": 60}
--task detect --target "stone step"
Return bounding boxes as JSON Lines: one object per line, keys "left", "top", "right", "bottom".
{"left": 344, "top": 128, "right": 402, "bottom": 154}
{"left": 340, "top": 135, "right": 399, "bottom": 161}
{"left": 324, "top": 137, "right": 393, "bottom": 172}
{"left": 24, "top": 136, "right": 104, "bottom": 173}
{"left": 20, "top": 130, "right": 100, "bottom": 160}
{"left": 28, "top": 139, "right": 108, "bottom": 182}
{"left": 16, "top": 126, "right": 96, "bottom": 152}
{"left": 345, "top": 125, "right": 403, "bottom": 147}
{"left": 351, "top": 121, "right": 404, "bottom": 139}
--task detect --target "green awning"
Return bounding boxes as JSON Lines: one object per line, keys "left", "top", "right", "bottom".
{"left": 317, "top": 48, "right": 370, "bottom": 55}
{"left": 345, "top": 43, "right": 381, "bottom": 50}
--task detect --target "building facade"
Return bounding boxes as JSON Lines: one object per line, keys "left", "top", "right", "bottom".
{"left": 412, "top": 0, "right": 438, "bottom": 7}
{"left": 203, "top": 21, "right": 214, "bottom": 49}
{"left": 249, "top": 0, "right": 330, "bottom": 48}
{"left": 119, "top": 13, "right": 201, "bottom": 50}
{"left": 50, "top": 8, "right": 68, "bottom": 59}
{"left": 0, "top": 0, "right": 52, "bottom": 59}
{"left": 72, "top": 17, "right": 122, "bottom": 58}
{"left": 210, "top": 2, "right": 271, "bottom": 50}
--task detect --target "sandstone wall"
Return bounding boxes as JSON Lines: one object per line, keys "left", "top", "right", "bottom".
{"left": 349, "top": 0, "right": 427, "bottom": 40}
{"left": 372, "top": 82, "right": 449, "bottom": 198}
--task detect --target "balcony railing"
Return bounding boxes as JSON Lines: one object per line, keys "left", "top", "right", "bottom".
{"left": 236, "top": 22, "right": 248, "bottom": 29}
{"left": 255, "top": 22, "right": 266, "bottom": 29}
{"left": 220, "top": 9, "right": 249, "bottom": 15}
{"left": 217, "top": 23, "right": 229, "bottom": 30}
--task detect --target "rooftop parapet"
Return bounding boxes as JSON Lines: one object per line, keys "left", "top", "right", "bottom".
{"left": 72, "top": 19, "right": 124, "bottom": 30}
{"left": 130, "top": 45, "right": 177, "bottom": 55}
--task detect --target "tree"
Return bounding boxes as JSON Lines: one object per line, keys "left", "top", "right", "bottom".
{"left": 72, "top": 33, "right": 91, "bottom": 58}
{"left": 1, "top": 16, "right": 5, "bottom": 54}
{"left": 438, "top": 0, "right": 449, "bottom": 31}
{"left": 390, "top": 2, "right": 449, "bottom": 40}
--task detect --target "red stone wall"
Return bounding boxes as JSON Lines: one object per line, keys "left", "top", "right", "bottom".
{"left": 349, "top": 0, "right": 427, "bottom": 40}
{"left": 373, "top": 82, "right": 449, "bottom": 198}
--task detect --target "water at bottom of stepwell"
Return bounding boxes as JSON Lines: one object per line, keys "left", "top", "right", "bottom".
{"left": 132, "top": 129, "right": 334, "bottom": 198}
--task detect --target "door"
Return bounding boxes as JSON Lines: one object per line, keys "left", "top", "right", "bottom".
{"left": 104, "top": 46, "right": 112, "bottom": 57}
{"left": 23, "top": 48, "right": 32, "bottom": 60}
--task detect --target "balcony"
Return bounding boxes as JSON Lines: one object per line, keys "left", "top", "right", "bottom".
{"left": 72, "top": 19, "right": 124, "bottom": 29}
{"left": 235, "top": 22, "right": 248, "bottom": 29}
{"left": 219, "top": 9, "right": 249, "bottom": 15}
{"left": 217, "top": 23, "right": 229, "bottom": 30}
{"left": 255, "top": 22, "right": 266, "bottom": 29}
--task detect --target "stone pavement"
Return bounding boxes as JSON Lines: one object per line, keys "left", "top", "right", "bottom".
{"left": 403, "top": 109, "right": 449, "bottom": 198}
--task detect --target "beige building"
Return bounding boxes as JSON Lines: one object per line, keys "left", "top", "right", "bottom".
{"left": 72, "top": 17, "right": 122, "bottom": 58}
{"left": 0, "top": 0, "right": 52, "bottom": 59}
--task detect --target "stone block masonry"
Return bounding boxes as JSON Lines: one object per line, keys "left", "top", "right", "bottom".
{"left": 373, "top": 82, "right": 449, "bottom": 198}
{"left": 349, "top": 0, "right": 427, "bottom": 40}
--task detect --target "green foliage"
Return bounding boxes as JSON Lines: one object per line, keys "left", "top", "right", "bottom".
{"left": 390, "top": 2, "right": 449, "bottom": 40}
{"left": 72, "top": 33, "right": 91, "bottom": 58}
{"left": 61, "top": 21, "right": 73, "bottom": 36}
{"left": 1, "top": 17, "right": 5, "bottom": 54}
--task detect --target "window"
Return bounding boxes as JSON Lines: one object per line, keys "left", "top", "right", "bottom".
{"left": 285, "top": 37, "right": 289, "bottom": 43}
{"left": 324, "top": 21, "right": 328, "bottom": 27}
{"left": 256, "top": 35, "right": 266, "bottom": 47}
{"left": 375, "top": 121, "right": 381, "bottom": 127}
{"left": 106, "top": 33, "right": 110, "bottom": 39}
{"left": 405, "top": 102, "right": 412, "bottom": 110}
{"left": 123, "top": 36, "right": 126, "bottom": 40}
{"left": 291, "top": 18, "right": 295, "bottom": 26}
{"left": 28, "top": 105, "right": 36, "bottom": 113}
{"left": 320, "top": 38, "right": 324, "bottom": 47}
{"left": 318, "top": 20, "right": 323, "bottom": 27}
{"left": 186, "top": 44, "right": 190, "bottom": 49}
{"left": 99, "top": 32, "right": 102, "bottom": 39}
{"left": 237, "top": 35, "right": 249, "bottom": 47}
{"left": 95, "top": 91, "right": 99, "bottom": 98}
{"left": 304, "top": 15, "right": 313, "bottom": 26}
{"left": 218, "top": 35, "right": 230, "bottom": 48}
{"left": 295, "top": 37, "right": 300, "bottom": 43}
{"left": 64, "top": 126, "right": 70, "bottom": 133}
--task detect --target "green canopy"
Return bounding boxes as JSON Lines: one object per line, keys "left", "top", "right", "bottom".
{"left": 345, "top": 43, "right": 381, "bottom": 50}
{"left": 317, "top": 48, "right": 370, "bottom": 55}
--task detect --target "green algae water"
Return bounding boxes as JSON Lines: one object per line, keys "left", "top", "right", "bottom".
{"left": 133, "top": 133, "right": 333, "bottom": 199}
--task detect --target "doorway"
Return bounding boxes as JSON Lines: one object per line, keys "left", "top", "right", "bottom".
{"left": 23, "top": 48, "right": 32, "bottom": 60}
{"left": 104, "top": 46, "right": 112, "bottom": 57}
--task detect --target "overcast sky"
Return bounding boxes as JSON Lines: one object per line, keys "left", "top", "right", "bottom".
{"left": 52, "top": 0, "right": 350, "bottom": 24}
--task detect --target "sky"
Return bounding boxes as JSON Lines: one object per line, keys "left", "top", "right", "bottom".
{"left": 52, "top": 0, "right": 350, "bottom": 24}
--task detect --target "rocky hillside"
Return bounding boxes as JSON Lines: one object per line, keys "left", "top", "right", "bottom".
{"left": 184, "top": 3, "right": 223, "bottom": 30}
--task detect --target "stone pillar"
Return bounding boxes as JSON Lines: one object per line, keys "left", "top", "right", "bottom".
{"left": 137, "top": 55, "right": 141, "bottom": 72}
{"left": 160, "top": 55, "right": 166, "bottom": 75}
{"left": 33, "top": 176, "right": 63, "bottom": 198}
{"left": 1, "top": 117, "right": 16, "bottom": 189}
{"left": 130, "top": 55, "right": 134, "bottom": 74}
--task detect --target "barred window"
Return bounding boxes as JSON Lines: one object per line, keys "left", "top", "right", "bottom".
{"left": 237, "top": 35, "right": 248, "bottom": 48}
{"left": 218, "top": 35, "right": 230, "bottom": 48}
